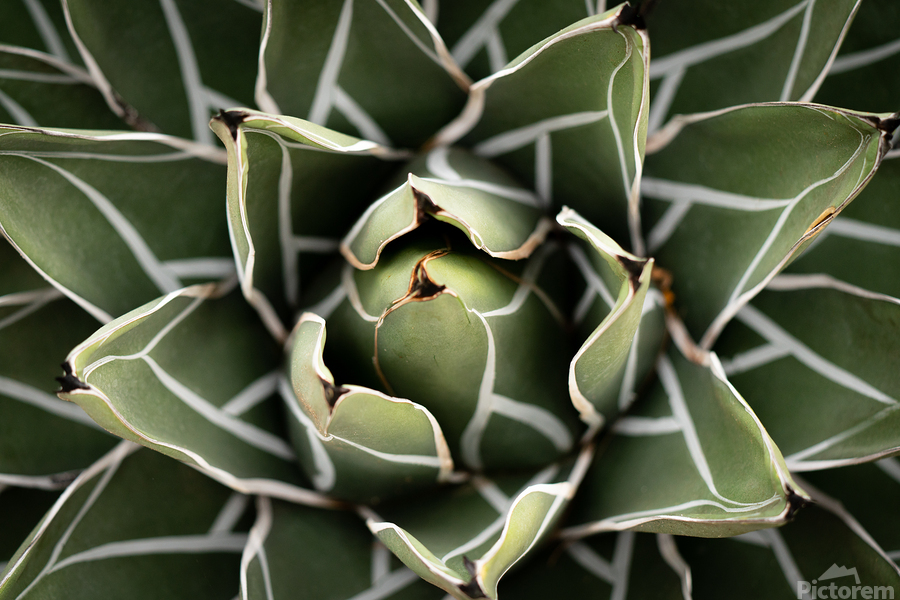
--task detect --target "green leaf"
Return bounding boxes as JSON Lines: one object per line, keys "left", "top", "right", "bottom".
{"left": 211, "top": 108, "right": 402, "bottom": 340}
{"left": 284, "top": 312, "right": 453, "bottom": 504}
{"left": 62, "top": 0, "right": 262, "bottom": 141}
{"left": 784, "top": 152, "right": 900, "bottom": 299}
{"left": 0, "top": 444, "right": 250, "bottom": 599}
{"left": 814, "top": 0, "right": 900, "bottom": 113}
{"left": 645, "top": 0, "right": 859, "bottom": 133}
{"left": 675, "top": 488, "right": 900, "bottom": 599}
{"left": 322, "top": 239, "right": 581, "bottom": 472}
{"left": 438, "top": 5, "right": 650, "bottom": 251}
{"left": 0, "top": 47, "right": 122, "bottom": 129}
{"left": 1, "top": 241, "right": 115, "bottom": 486}
{"left": 563, "top": 346, "right": 807, "bottom": 538}
{"left": 257, "top": 0, "right": 468, "bottom": 149}
{"left": 433, "top": 0, "right": 602, "bottom": 82}
{"left": 558, "top": 207, "right": 654, "bottom": 431}
{"left": 240, "top": 496, "right": 445, "bottom": 600}
{"left": 365, "top": 450, "right": 591, "bottom": 600}
{"left": 0, "top": 125, "right": 232, "bottom": 321}
{"left": 715, "top": 283, "right": 900, "bottom": 470}
{"left": 341, "top": 147, "right": 552, "bottom": 269}
{"left": 498, "top": 532, "right": 690, "bottom": 600}
{"left": 59, "top": 283, "right": 334, "bottom": 507}
{"left": 642, "top": 103, "right": 891, "bottom": 347}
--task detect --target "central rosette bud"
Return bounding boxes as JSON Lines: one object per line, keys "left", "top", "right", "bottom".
{"left": 285, "top": 148, "right": 652, "bottom": 504}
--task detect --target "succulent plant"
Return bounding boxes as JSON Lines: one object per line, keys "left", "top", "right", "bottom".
{"left": 1, "top": 0, "right": 899, "bottom": 599}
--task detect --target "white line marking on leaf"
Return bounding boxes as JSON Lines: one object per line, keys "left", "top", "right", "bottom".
{"left": 159, "top": 0, "right": 213, "bottom": 145}
{"left": 333, "top": 86, "right": 393, "bottom": 146}
{"left": 0, "top": 69, "right": 79, "bottom": 83}
{"left": 827, "top": 216, "right": 900, "bottom": 247}
{"left": 612, "top": 415, "right": 681, "bottom": 436}
{"left": 451, "top": 0, "right": 520, "bottom": 68}
{"left": 473, "top": 111, "right": 609, "bottom": 157}
{"left": 144, "top": 356, "right": 296, "bottom": 460}
{"left": 0, "top": 88, "right": 38, "bottom": 126}
{"left": 649, "top": 1, "right": 808, "bottom": 79}
{"left": 241, "top": 495, "right": 275, "bottom": 600}
{"left": 0, "top": 287, "right": 62, "bottom": 331}
{"left": 830, "top": 37, "right": 900, "bottom": 74}
{"left": 254, "top": 0, "right": 281, "bottom": 114}
{"left": 720, "top": 343, "right": 791, "bottom": 376}
{"left": 780, "top": 0, "right": 814, "bottom": 101}
{"left": 161, "top": 257, "right": 237, "bottom": 279}
{"left": 486, "top": 29, "right": 508, "bottom": 73}
{"left": 0, "top": 375, "right": 101, "bottom": 429}
{"left": 23, "top": 0, "right": 70, "bottom": 61}
{"left": 15, "top": 153, "right": 183, "bottom": 294}
{"left": 736, "top": 304, "right": 897, "bottom": 405}
{"left": 221, "top": 371, "right": 280, "bottom": 416}
{"left": 647, "top": 67, "right": 684, "bottom": 135}
{"left": 210, "top": 493, "right": 250, "bottom": 534}
{"left": 309, "top": 0, "right": 353, "bottom": 125}
{"left": 761, "top": 529, "right": 808, "bottom": 598}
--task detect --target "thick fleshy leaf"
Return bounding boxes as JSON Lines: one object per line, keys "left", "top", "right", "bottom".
{"left": 256, "top": 0, "right": 468, "bottom": 149}
{"left": 437, "top": 5, "right": 650, "bottom": 251}
{"left": 62, "top": 0, "right": 262, "bottom": 141}
{"left": 498, "top": 532, "right": 690, "bottom": 600}
{"left": 433, "top": 0, "right": 605, "bottom": 82}
{"left": 715, "top": 282, "right": 900, "bottom": 471}
{"left": 645, "top": 0, "right": 859, "bottom": 134}
{"left": 364, "top": 449, "right": 591, "bottom": 600}
{"left": 240, "top": 496, "right": 444, "bottom": 600}
{"left": 0, "top": 46, "right": 122, "bottom": 129}
{"left": 0, "top": 443, "right": 252, "bottom": 599}
{"left": 800, "top": 458, "right": 900, "bottom": 566}
{"left": 321, "top": 239, "right": 581, "bottom": 472}
{"left": 558, "top": 208, "right": 654, "bottom": 431}
{"left": 642, "top": 103, "right": 892, "bottom": 347}
{"left": 0, "top": 125, "right": 232, "bottom": 322}
{"left": 675, "top": 488, "right": 900, "bottom": 599}
{"left": 210, "top": 108, "right": 402, "bottom": 340}
{"left": 814, "top": 0, "right": 900, "bottom": 113}
{"left": 58, "top": 283, "right": 334, "bottom": 508}
{"left": 783, "top": 151, "right": 900, "bottom": 299}
{"left": 341, "top": 147, "right": 552, "bottom": 269}
{"left": 1, "top": 242, "right": 115, "bottom": 486}
{"left": 562, "top": 346, "right": 807, "bottom": 539}
{"left": 284, "top": 312, "right": 453, "bottom": 504}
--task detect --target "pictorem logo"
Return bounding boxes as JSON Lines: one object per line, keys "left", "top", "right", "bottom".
{"left": 797, "top": 564, "right": 894, "bottom": 599}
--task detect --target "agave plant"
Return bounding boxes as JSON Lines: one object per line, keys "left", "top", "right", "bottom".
{"left": 1, "top": 0, "right": 899, "bottom": 598}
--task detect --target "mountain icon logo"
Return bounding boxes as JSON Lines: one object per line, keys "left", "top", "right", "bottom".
{"left": 815, "top": 564, "right": 861, "bottom": 585}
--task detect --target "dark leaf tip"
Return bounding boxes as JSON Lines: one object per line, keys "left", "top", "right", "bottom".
{"left": 215, "top": 109, "right": 250, "bottom": 140}
{"left": 458, "top": 556, "right": 488, "bottom": 599}
{"left": 320, "top": 378, "right": 350, "bottom": 408}
{"left": 56, "top": 362, "right": 89, "bottom": 393}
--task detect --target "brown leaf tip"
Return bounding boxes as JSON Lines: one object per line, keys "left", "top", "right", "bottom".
{"left": 458, "top": 556, "right": 488, "bottom": 599}
{"left": 56, "top": 362, "right": 89, "bottom": 393}
{"left": 320, "top": 378, "right": 350, "bottom": 408}
{"left": 215, "top": 109, "right": 250, "bottom": 141}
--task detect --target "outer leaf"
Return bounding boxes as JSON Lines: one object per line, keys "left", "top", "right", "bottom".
{"left": 814, "top": 0, "right": 900, "bottom": 113}
{"left": 642, "top": 103, "right": 892, "bottom": 347}
{"left": 284, "top": 312, "right": 453, "bottom": 504}
{"left": 715, "top": 283, "right": 900, "bottom": 470}
{"left": 0, "top": 125, "right": 232, "bottom": 322}
{"left": 438, "top": 5, "right": 650, "bottom": 251}
{"left": 341, "top": 147, "right": 552, "bottom": 269}
{"left": 1, "top": 242, "right": 115, "bottom": 487}
{"left": 62, "top": 0, "right": 262, "bottom": 142}
{"left": 240, "top": 496, "right": 444, "bottom": 600}
{"left": 365, "top": 449, "right": 591, "bottom": 600}
{"left": 210, "top": 108, "right": 402, "bottom": 340}
{"left": 675, "top": 488, "right": 900, "bottom": 599}
{"left": 645, "top": 0, "right": 859, "bottom": 133}
{"left": 257, "top": 0, "right": 468, "bottom": 149}
{"left": 0, "top": 443, "right": 251, "bottom": 599}
{"left": 0, "top": 46, "right": 122, "bottom": 129}
{"left": 562, "top": 346, "right": 808, "bottom": 539}
{"left": 498, "top": 532, "right": 690, "bottom": 600}
{"left": 434, "top": 0, "right": 602, "bottom": 82}
{"left": 783, "top": 150, "right": 900, "bottom": 299}
{"left": 558, "top": 207, "right": 654, "bottom": 432}
{"left": 58, "top": 283, "right": 334, "bottom": 508}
